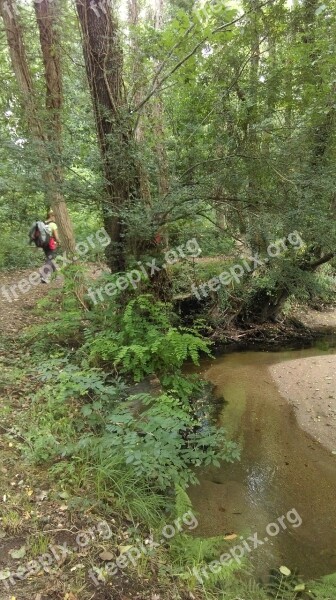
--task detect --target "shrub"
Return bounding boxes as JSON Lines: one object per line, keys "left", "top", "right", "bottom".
{"left": 0, "top": 230, "right": 41, "bottom": 270}
{"left": 90, "top": 391, "right": 239, "bottom": 490}
{"left": 86, "top": 294, "right": 212, "bottom": 383}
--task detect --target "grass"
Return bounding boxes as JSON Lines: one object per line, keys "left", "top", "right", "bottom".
{"left": 27, "top": 532, "right": 51, "bottom": 557}
{"left": 1, "top": 509, "right": 23, "bottom": 534}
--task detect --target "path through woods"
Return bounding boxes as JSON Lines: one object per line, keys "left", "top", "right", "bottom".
{"left": 0, "top": 269, "right": 62, "bottom": 336}
{"left": 0, "top": 269, "right": 151, "bottom": 600}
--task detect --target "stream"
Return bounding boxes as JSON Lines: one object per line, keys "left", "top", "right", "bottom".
{"left": 189, "top": 343, "right": 336, "bottom": 580}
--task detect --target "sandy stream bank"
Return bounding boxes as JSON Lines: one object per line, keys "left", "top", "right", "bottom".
{"left": 269, "top": 355, "right": 336, "bottom": 453}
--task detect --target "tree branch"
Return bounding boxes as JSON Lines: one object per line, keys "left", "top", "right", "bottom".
{"left": 303, "top": 253, "right": 334, "bottom": 271}
{"left": 133, "top": 0, "right": 277, "bottom": 113}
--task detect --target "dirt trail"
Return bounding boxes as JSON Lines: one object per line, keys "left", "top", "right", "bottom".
{"left": 293, "top": 306, "right": 336, "bottom": 333}
{"left": 0, "top": 264, "right": 106, "bottom": 337}
{"left": 0, "top": 269, "right": 62, "bottom": 337}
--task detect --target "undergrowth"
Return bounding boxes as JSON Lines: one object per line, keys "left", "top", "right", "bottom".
{"left": 16, "top": 274, "right": 336, "bottom": 599}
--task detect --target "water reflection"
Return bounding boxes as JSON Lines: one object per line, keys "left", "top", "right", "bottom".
{"left": 189, "top": 345, "right": 336, "bottom": 579}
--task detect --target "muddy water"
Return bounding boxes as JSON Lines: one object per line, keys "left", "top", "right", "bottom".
{"left": 189, "top": 345, "right": 336, "bottom": 580}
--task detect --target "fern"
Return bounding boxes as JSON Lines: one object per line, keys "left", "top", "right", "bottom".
{"left": 85, "top": 294, "right": 212, "bottom": 384}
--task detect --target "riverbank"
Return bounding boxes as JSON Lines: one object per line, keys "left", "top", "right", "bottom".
{"left": 190, "top": 345, "right": 336, "bottom": 582}
{"left": 1, "top": 267, "right": 335, "bottom": 345}
{"left": 210, "top": 304, "right": 336, "bottom": 349}
{"left": 1, "top": 267, "right": 336, "bottom": 598}
{"left": 269, "top": 354, "right": 336, "bottom": 453}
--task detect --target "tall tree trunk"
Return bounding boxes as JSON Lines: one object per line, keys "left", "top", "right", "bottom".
{"left": 245, "top": 0, "right": 266, "bottom": 255}
{"left": 34, "top": 0, "right": 76, "bottom": 255}
{"left": 76, "top": 0, "right": 130, "bottom": 272}
{"left": 236, "top": 0, "right": 266, "bottom": 254}
{"left": 128, "top": 0, "right": 151, "bottom": 204}
{"left": 0, "top": 0, "right": 76, "bottom": 255}
{"left": 152, "top": 0, "right": 169, "bottom": 199}
{"left": 0, "top": 0, "right": 43, "bottom": 139}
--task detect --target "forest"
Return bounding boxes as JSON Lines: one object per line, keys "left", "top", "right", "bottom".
{"left": 0, "top": 0, "right": 335, "bottom": 598}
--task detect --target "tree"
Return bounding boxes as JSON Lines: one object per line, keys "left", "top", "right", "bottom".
{"left": 128, "top": 0, "right": 152, "bottom": 204}
{"left": 0, "top": 0, "right": 76, "bottom": 255}
{"left": 76, "top": 0, "right": 132, "bottom": 272}
{"left": 152, "top": 0, "right": 169, "bottom": 199}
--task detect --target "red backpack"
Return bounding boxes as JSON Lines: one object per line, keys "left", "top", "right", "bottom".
{"left": 46, "top": 221, "right": 57, "bottom": 250}
{"left": 49, "top": 236, "right": 57, "bottom": 250}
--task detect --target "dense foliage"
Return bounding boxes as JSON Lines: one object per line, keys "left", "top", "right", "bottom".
{"left": 0, "top": 0, "right": 335, "bottom": 598}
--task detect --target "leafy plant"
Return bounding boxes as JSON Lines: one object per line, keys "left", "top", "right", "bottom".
{"left": 308, "top": 572, "right": 336, "bottom": 599}
{"left": 86, "top": 294, "right": 212, "bottom": 382}
{"left": 87, "top": 391, "right": 239, "bottom": 490}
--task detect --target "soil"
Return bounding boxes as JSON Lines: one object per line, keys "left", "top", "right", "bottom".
{"left": 269, "top": 355, "right": 336, "bottom": 453}
{"left": 293, "top": 305, "right": 336, "bottom": 333}
{"left": 227, "top": 304, "right": 336, "bottom": 346}
{"left": 0, "top": 266, "right": 105, "bottom": 337}
{"left": 0, "top": 269, "right": 62, "bottom": 336}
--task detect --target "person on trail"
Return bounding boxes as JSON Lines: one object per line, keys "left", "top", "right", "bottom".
{"left": 40, "top": 210, "right": 59, "bottom": 284}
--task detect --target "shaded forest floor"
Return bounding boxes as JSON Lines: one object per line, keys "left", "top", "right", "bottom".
{"left": 208, "top": 305, "right": 336, "bottom": 349}
{"left": 0, "top": 267, "right": 335, "bottom": 600}
{"left": 292, "top": 306, "right": 336, "bottom": 333}
{"left": 0, "top": 269, "right": 194, "bottom": 600}
{"left": 0, "top": 269, "right": 62, "bottom": 335}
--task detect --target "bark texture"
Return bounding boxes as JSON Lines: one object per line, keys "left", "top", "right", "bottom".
{"left": 152, "top": 0, "right": 169, "bottom": 198}
{"left": 128, "top": 0, "right": 151, "bottom": 204}
{"left": 76, "top": 0, "right": 130, "bottom": 271}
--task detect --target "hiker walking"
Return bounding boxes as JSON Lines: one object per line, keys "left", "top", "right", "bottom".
{"left": 42, "top": 210, "right": 59, "bottom": 283}
{"left": 29, "top": 210, "right": 60, "bottom": 283}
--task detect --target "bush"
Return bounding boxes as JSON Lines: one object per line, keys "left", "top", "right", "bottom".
{"left": 0, "top": 230, "right": 41, "bottom": 270}
{"left": 91, "top": 391, "right": 239, "bottom": 490}
{"left": 24, "top": 358, "right": 239, "bottom": 492}
{"left": 86, "top": 293, "right": 212, "bottom": 385}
